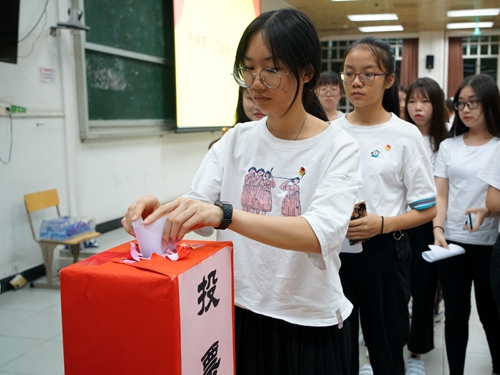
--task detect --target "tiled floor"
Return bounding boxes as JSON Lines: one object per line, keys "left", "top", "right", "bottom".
{"left": 0, "top": 229, "right": 495, "bottom": 374}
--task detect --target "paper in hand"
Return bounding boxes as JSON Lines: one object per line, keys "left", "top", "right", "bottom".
{"left": 132, "top": 216, "right": 174, "bottom": 258}
{"left": 422, "top": 243, "right": 466, "bottom": 263}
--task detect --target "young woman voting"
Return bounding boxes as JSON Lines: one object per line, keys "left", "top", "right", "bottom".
{"left": 122, "top": 8, "right": 362, "bottom": 375}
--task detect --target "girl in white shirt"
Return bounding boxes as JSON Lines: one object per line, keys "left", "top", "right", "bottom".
{"left": 433, "top": 74, "right": 500, "bottom": 375}
{"left": 335, "top": 37, "right": 437, "bottom": 375}
{"left": 122, "top": 8, "right": 362, "bottom": 375}
{"left": 477, "top": 141, "right": 500, "bottom": 318}
{"left": 404, "top": 77, "right": 449, "bottom": 374}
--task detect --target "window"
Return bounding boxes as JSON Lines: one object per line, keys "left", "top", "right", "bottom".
{"left": 461, "top": 35, "right": 499, "bottom": 81}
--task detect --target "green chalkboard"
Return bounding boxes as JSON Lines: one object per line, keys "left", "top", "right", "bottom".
{"left": 84, "top": 0, "right": 170, "bottom": 58}
{"left": 83, "top": 0, "right": 176, "bottom": 123}
{"left": 86, "top": 50, "right": 175, "bottom": 120}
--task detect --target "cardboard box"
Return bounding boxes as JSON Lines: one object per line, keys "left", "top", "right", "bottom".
{"left": 61, "top": 240, "right": 234, "bottom": 375}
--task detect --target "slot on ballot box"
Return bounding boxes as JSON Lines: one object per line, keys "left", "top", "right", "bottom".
{"left": 60, "top": 240, "right": 234, "bottom": 375}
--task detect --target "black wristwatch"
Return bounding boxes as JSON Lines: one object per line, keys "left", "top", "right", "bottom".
{"left": 214, "top": 200, "right": 233, "bottom": 230}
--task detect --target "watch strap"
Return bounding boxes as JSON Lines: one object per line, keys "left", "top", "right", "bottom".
{"left": 214, "top": 200, "right": 233, "bottom": 230}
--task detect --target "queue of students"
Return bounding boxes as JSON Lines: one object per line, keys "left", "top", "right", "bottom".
{"left": 121, "top": 8, "right": 500, "bottom": 375}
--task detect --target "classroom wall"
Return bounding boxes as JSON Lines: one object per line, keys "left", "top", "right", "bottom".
{"left": 418, "top": 31, "right": 448, "bottom": 96}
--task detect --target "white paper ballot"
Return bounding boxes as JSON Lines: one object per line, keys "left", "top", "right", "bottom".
{"left": 422, "top": 244, "right": 466, "bottom": 263}
{"left": 340, "top": 238, "right": 363, "bottom": 253}
{"left": 132, "top": 216, "right": 169, "bottom": 258}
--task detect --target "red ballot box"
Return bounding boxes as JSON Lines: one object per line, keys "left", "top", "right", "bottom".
{"left": 60, "top": 240, "right": 234, "bottom": 375}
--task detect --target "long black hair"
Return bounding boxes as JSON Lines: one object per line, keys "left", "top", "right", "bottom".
{"left": 451, "top": 74, "right": 500, "bottom": 137}
{"left": 405, "top": 77, "right": 449, "bottom": 152}
{"left": 234, "top": 86, "right": 252, "bottom": 124}
{"left": 342, "top": 36, "right": 399, "bottom": 114}
{"left": 234, "top": 8, "right": 327, "bottom": 121}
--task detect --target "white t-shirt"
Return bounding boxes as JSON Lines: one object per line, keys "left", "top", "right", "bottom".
{"left": 477, "top": 140, "right": 500, "bottom": 233}
{"left": 422, "top": 135, "right": 437, "bottom": 168}
{"left": 434, "top": 135, "right": 500, "bottom": 245}
{"left": 335, "top": 113, "right": 436, "bottom": 217}
{"left": 185, "top": 117, "right": 362, "bottom": 327}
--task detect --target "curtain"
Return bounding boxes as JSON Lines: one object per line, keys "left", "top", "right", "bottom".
{"left": 447, "top": 37, "right": 463, "bottom": 98}
{"left": 400, "top": 38, "right": 419, "bottom": 87}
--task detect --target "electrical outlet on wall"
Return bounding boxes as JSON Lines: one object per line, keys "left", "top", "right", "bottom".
{"left": 0, "top": 103, "right": 11, "bottom": 116}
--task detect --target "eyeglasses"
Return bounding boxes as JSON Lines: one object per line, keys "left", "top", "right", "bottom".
{"left": 454, "top": 100, "right": 480, "bottom": 111}
{"left": 318, "top": 87, "right": 340, "bottom": 96}
{"left": 232, "top": 67, "right": 290, "bottom": 90}
{"left": 340, "top": 71, "right": 389, "bottom": 83}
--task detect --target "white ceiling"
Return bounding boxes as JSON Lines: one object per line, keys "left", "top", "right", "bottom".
{"left": 276, "top": 0, "right": 500, "bottom": 39}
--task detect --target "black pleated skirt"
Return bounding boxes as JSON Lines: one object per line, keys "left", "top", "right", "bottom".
{"left": 235, "top": 306, "right": 352, "bottom": 375}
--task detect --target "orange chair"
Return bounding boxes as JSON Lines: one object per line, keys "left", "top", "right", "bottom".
{"left": 24, "top": 189, "right": 101, "bottom": 288}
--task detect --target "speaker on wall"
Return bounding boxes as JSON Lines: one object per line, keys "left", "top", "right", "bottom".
{"left": 426, "top": 55, "right": 434, "bottom": 69}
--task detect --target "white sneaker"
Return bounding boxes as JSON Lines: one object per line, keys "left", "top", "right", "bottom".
{"left": 359, "top": 363, "right": 373, "bottom": 375}
{"left": 406, "top": 358, "right": 426, "bottom": 375}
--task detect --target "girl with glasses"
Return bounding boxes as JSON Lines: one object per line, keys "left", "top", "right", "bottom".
{"left": 403, "top": 77, "right": 450, "bottom": 374}
{"left": 335, "top": 37, "right": 437, "bottom": 375}
{"left": 433, "top": 74, "right": 500, "bottom": 375}
{"left": 316, "top": 71, "right": 345, "bottom": 121}
{"left": 122, "top": 8, "right": 362, "bottom": 375}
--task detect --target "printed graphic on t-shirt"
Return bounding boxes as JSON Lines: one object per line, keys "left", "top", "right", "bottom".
{"left": 279, "top": 177, "right": 302, "bottom": 216}
{"left": 241, "top": 167, "right": 276, "bottom": 215}
{"left": 240, "top": 166, "right": 306, "bottom": 216}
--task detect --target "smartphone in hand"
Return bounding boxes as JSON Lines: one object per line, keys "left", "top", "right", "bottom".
{"left": 349, "top": 201, "right": 369, "bottom": 245}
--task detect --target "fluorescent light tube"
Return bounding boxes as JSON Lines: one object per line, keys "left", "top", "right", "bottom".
{"left": 446, "top": 22, "right": 494, "bottom": 29}
{"left": 447, "top": 8, "right": 500, "bottom": 17}
{"left": 359, "top": 25, "right": 404, "bottom": 32}
{"left": 348, "top": 14, "right": 398, "bottom": 22}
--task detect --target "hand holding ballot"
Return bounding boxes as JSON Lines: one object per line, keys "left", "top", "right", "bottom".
{"left": 122, "top": 195, "right": 224, "bottom": 244}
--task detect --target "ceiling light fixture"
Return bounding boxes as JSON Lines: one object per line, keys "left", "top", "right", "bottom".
{"left": 359, "top": 25, "right": 404, "bottom": 33}
{"left": 447, "top": 8, "right": 500, "bottom": 17}
{"left": 348, "top": 13, "right": 398, "bottom": 22}
{"left": 446, "top": 21, "right": 494, "bottom": 29}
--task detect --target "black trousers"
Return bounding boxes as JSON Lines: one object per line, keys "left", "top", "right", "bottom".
{"left": 235, "top": 306, "right": 352, "bottom": 375}
{"left": 491, "top": 234, "right": 500, "bottom": 318}
{"left": 406, "top": 221, "right": 439, "bottom": 354}
{"left": 340, "top": 232, "right": 411, "bottom": 375}
{"left": 438, "top": 240, "right": 500, "bottom": 375}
